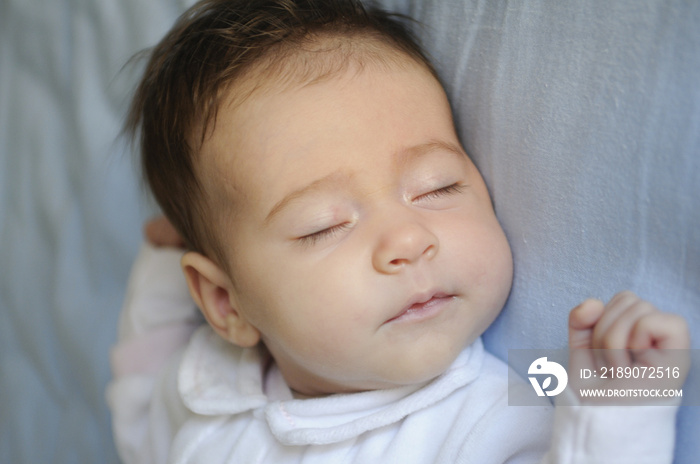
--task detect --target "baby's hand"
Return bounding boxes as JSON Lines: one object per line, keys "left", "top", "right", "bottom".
{"left": 144, "top": 216, "right": 185, "bottom": 248}
{"left": 569, "top": 291, "right": 689, "bottom": 352}
{"left": 568, "top": 291, "right": 690, "bottom": 403}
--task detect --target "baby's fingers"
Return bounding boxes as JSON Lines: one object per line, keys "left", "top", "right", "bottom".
{"left": 592, "top": 292, "right": 656, "bottom": 350}
{"left": 144, "top": 216, "right": 185, "bottom": 248}
{"left": 569, "top": 298, "right": 605, "bottom": 350}
{"left": 629, "top": 311, "right": 690, "bottom": 350}
{"left": 629, "top": 312, "right": 691, "bottom": 386}
{"left": 588, "top": 292, "right": 658, "bottom": 367}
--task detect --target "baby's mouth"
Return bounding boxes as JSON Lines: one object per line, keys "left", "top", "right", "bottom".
{"left": 385, "top": 292, "right": 455, "bottom": 324}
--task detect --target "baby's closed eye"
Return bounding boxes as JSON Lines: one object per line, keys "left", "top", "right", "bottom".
{"left": 297, "top": 222, "right": 353, "bottom": 247}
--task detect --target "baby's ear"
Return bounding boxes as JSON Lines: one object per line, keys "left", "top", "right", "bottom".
{"left": 181, "top": 252, "right": 260, "bottom": 348}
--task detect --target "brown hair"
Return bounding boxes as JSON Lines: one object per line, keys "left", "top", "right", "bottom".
{"left": 126, "top": 0, "right": 435, "bottom": 266}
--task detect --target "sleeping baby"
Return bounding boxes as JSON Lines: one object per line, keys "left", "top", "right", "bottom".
{"left": 108, "top": 1, "right": 690, "bottom": 462}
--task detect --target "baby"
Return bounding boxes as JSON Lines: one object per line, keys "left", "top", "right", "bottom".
{"left": 109, "top": 0, "right": 690, "bottom": 462}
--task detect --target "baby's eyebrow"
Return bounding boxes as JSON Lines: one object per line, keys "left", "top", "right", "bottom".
{"left": 264, "top": 171, "right": 352, "bottom": 225}
{"left": 263, "top": 140, "right": 464, "bottom": 225}
{"left": 395, "top": 140, "right": 465, "bottom": 168}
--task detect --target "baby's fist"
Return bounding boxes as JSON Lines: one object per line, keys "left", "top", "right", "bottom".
{"left": 144, "top": 216, "right": 185, "bottom": 249}
{"left": 569, "top": 291, "right": 689, "bottom": 352}
{"left": 568, "top": 292, "right": 690, "bottom": 403}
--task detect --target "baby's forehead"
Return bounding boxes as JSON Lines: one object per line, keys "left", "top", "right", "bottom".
{"left": 197, "top": 40, "right": 430, "bottom": 165}
{"left": 219, "top": 34, "right": 429, "bottom": 111}
{"left": 195, "top": 41, "right": 444, "bottom": 209}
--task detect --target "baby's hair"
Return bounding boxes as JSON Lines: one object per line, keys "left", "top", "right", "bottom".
{"left": 126, "top": 0, "right": 436, "bottom": 266}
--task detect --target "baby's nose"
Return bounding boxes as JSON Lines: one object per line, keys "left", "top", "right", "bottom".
{"left": 371, "top": 218, "right": 438, "bottom": 274}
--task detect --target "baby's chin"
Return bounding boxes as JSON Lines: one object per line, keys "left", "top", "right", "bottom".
{"left": 359, "top": 341, "right": 473, "bottom": 391}
{"left": 287, "top": 354, "right": 460, "bottom": 397}
{"left": 276, "top": 323, "right": 481, "bottom": 397}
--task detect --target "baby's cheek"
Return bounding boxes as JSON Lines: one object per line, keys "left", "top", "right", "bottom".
{"left": 482, "top": 223, "right": 513, "bottom": 290}
{"left": 464, "top": 233, "right": 513, "bottom": 322}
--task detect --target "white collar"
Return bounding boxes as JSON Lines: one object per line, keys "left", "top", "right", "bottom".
{"left": 179, "top": 326, "right": 485, "bottom": 446}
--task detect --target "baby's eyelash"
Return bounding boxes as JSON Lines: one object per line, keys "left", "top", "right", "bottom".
{"left": 296, "top": 185, "right": 463, "bottom": 247}
{"left": 298, "top": 223, "right": 351, "bottom": 247}
{"left": 417, "top": 183, "right": 464, "bottom": 201}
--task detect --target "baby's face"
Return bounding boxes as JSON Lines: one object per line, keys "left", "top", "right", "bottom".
{"left": 200, "top": 58, "right": 513, "bottom": 396}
